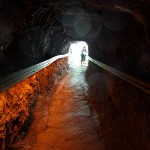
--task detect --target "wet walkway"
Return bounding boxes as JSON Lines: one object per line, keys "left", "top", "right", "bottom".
{"left": 16, "top": 63, "right": 105, "bottom": 150}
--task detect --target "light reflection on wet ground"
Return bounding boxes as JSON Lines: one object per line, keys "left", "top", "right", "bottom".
{"left": 15, "top": 60, "right": 105, "bottom": 150}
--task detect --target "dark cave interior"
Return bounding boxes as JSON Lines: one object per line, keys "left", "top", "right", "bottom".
{"left": 0, "top": 0, "right": 150, "bottom": 82}
{"left": 0, "top": 1, "right": 150, "bottom": 149}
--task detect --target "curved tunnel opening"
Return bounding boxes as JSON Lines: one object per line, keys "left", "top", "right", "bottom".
{"left": 0, "top": 2, "right": 149, "bottom": 82}
{"left": 0, "top": 1, "right": 150, "bottom": 149}
{"left": 0, "top": 1, "right": 149, "bottom": 82}
{"left": 68, "top": 41, "right": 88, "bottom": 67}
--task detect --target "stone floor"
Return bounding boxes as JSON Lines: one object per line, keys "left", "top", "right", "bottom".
{"left": 15, "top": 62, "right": 105, "bottom": 150}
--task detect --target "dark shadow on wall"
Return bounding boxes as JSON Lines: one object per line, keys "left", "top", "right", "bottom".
{"left": 85, "top": 61, "right": 150, "bottom": 150}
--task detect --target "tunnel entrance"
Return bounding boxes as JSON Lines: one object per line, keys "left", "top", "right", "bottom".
{"left": 68, "top": 41, "right": 88, "bottom": 67}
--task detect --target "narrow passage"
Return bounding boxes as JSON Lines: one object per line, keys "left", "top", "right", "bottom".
{"left": 17, "top": 65, "right": 105, "bottom": 150}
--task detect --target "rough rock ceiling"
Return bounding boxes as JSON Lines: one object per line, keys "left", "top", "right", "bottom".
{"left": 0, "top": 0, "right": 150, "bottom": 81}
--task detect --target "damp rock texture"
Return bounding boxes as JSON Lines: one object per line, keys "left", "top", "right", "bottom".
{"left": 85, "top": 62, "right": 150, "bottom": 150}
{"left": 0, "top": 0, "right": 149, "bottom": 82}
{"left": 0, "top": 58, "right": 68, "bottom": 149}
{"left": 0, "top": 0, "right": 150, "bottom": 149}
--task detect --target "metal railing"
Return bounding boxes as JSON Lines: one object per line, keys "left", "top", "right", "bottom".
{"left": 0, "top": 54, "right": 69, "bottom": 93}
{"left": 0, "top": 54, "right": 149, "bottom": 94}
{"left": 88, "top": 57, "right": 150, "bottom": 94}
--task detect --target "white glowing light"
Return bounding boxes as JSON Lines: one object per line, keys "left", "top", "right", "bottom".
{"left": 68, "top": 41, "right": 88, "bottom": 66}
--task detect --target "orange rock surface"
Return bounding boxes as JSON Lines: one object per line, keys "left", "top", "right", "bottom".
{"left": 0, "top": 58, "right": 68, "bottom": 149}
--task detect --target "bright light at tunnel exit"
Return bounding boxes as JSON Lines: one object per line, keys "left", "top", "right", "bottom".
{"left": 68, "top": 41, "right": 88, "bottom": 66}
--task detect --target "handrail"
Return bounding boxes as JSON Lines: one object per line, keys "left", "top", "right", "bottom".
{"left": 0, "top": 54, "right": 69, "bottom": 93}
{"left": 1, "top": 54, "right": 149, "bottom": 94}
{"left": 88, "top": 57, "right": 150, "bottom": 94}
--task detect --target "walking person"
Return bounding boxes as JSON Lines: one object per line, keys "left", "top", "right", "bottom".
{"left": 81, "top": 46, "right": 87, "bottom": 66}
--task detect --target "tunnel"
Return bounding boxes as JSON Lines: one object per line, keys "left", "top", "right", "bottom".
{"left": 0, "top": 0, "right": 150, "bottom": 149}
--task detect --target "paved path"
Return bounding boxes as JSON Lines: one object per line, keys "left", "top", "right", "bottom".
{"left": 17, "top": 64, "right": 105, "bottom": 150}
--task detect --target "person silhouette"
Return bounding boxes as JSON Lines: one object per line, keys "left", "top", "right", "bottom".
{"left": 81, "top": 46, "right": 87, "bottom": 66}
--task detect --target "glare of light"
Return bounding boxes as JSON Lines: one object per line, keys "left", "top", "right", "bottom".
{"left": 68, "top": 41, "right": 88, "bottom": 66}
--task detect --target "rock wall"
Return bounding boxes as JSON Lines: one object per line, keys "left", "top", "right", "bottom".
{"left": 0, "top": 0, "right": 150, "bottom": 82}
{"left": 0, "top": 57, "right": 68, "bottom": 149}
{"left": 85, "top": 61, "right": 150, "bottom": 150}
